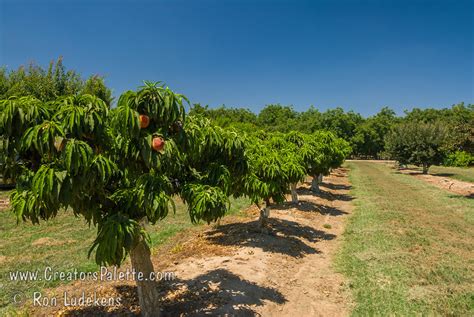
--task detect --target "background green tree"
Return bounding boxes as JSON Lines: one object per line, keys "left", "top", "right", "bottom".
{"left": 319, "top": 107, "right": 363, "bottom": 139}
{"left": 257, "top": 104, "right": 298, "bottom": 132}
{"left": 0, "top": 57, "right": 113, "bottom": 105}
{"left": 189, "top": 104, "right": 258, "bottom": 133}
{"left": 385, "top": 122, "right": 447, "bottom": 174}
{"left": 404, "top": 103, "right": 473, "bottom": 153}
{"left": 351, "top": 107, "right": 397, "bottom": 158}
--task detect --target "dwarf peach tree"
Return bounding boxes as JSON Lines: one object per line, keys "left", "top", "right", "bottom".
{"left": 279, "top": 131, "right": 350, "bottom": 196}
{"left": 281, "top": 131, "right": 317, "bottom": 203}
{"left": 308, "top": 131, "right": 350, "bottom": 192}
{"left": 266, "top": 132, "right": 307, "bottom": 204}
{"left": 1, "top": 82, "right": 247, "bottom": 317}
{"left": 240, "top": 132, "right": 303, "bottom": 229}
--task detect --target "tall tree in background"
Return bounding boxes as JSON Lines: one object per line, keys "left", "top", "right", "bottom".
{"left": 190, "top": 104, "right": 258, "bottom": 133}
{"left": 82, "top": 75, "right": 114, "bottom": 106}
{"left": 297, "top": 106, "right": 323, "bottom": 133}
{"left": 385, "top": 122, "right": 447, "bottom": 174}
{"left": 0, "top": 57, "right": 113, "bottom": 105}
{"left": 404, "top": 103, "right": 474, "bottom": 154}
{"left": 440, "top": 103, "right": 474, "bottom": 154}
{"left": 319, "top": 107, "right": 363, "bottom": 139}
{"left": 351, "top": 107, "right": 397, "bottom": 158}
{"left": 257, "top": 104, "right": 298, "bottom": 132}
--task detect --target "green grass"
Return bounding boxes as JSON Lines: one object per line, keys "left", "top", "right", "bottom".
{"left": 406, "top": 164, "right": 474, "bottom": 183}
{"left": 337, "top": 161, "right": 474, "bottom": 316}
{"left": 428, "top": 165, "right": 474, "bottom": 183}
{"left": 0, "top": 194, "right": 250, "bottom": 315}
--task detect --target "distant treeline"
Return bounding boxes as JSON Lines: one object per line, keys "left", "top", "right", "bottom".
{"left": 1, "top": 59, "right": 472, "bottom": 165}
{"left": 0, "top": 57, "right": 113, "bottom": 106}
{"left": 190, "top": 103, "right": 473, "bottom": 162}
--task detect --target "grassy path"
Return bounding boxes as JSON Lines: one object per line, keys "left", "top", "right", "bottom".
{"left": 337, "top": 161, "right": 473, "bottom": 316}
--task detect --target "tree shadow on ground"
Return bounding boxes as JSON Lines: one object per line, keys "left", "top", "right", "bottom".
{"left": 63, "top": 269, "right": 285, "bottom": 316}
{"left": 397, "top": 168, "right": 458, "bottom": 179}
{"left": 298, "top": 185, "right": 353, "bottom": 202}
{"left": 448, "top": 193, "right": 474, "bottom": 199}
{"left": 396, "top": 168, "right": 438, "bottom": 177}
{"left": 320, "top": 182, "right": 352, "bottom": 191}
{"left": 393, "top": 170, "right": 421, "bottom": 177}
{"left": 161, "top": 268, "right": 285, "bottom": 316}
{"left": 278, "top": 200, "right": 348, "bottom": 216}
{"left": 296, "top": 186, "right": 314, "bottom": 196}
{"left": 432, "top": 173, "right": 456, "bottom": 178}
{"left": 205, "top": 218, "right": 335, "bottom": 258}
{"left": 319, "top": 188, "right": 353, "bottom": 202}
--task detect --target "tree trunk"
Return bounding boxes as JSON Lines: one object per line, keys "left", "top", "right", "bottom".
{"left": 318, "top": 174, "right": 323, "bottom": 184}
{"left": 259, "top": 207, "right": 268, "bottom": 228}
{"left": 290, "top": 183, "right": 298, "bottom": 204}
{"left": 311, "top": 176, "right": 319, "bottom": 193}
{"left": 130, "top": 237, "right": 161, "bottom": 317}
{"left": 422, "top": 164, "right": 429, "bottom": 174}
{"left": 259, "top": 199, "right": 271, "bottom": 231}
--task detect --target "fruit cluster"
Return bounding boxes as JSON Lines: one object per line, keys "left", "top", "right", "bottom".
{"left": 139, "top": 114, "right": 166, "bottom": 152}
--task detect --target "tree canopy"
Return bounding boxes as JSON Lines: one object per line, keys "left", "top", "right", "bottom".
{"left": 0, "top": 57, "right": 113, "bottom": 105}
{"left": 385, "top": 122, "right": 447, "bottom": 173}
{"left": 1, "top": 82, "right": 255, "bottom": 316}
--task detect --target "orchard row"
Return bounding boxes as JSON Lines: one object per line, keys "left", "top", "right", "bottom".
{"left": 0, "top": 82, "right": 349, "bottom": 314}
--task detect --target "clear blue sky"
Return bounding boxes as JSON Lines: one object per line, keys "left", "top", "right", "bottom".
{"left": 1, "top": 0, "right": 472, "bottom": 116}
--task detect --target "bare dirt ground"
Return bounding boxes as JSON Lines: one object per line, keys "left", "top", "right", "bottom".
{"left": 0, "top": 198, "right": 9, "bottom": 211}
{"left": 32, "top": 168, "right": 354, "bottom": 316}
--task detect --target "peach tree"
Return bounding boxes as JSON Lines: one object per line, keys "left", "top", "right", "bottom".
{"left": 281, "top": 131, "right": 317, "bottom": 203}
{"left": 263, "top": 132, "right": 308, "bottom": 204}
{"left": 1, "top": 82, "right": 247, "bottom": 316}
{"left": 240, "top": 132, "right": 304, "bottom": 229}
{"left": 308, "top": 131, "right": 350, "bottom": 192}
